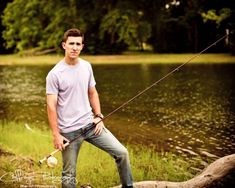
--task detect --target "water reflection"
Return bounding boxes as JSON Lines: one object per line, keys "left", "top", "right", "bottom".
{"left": 0, "top": 64, "right": 234, "bottom": 159}
{"left": 0, "top": 65, "right": 52, "bottom": 126}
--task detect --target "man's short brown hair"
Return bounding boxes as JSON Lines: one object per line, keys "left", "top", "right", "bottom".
{"left": 62, "top": 28, "right": 84, "bottom": 43}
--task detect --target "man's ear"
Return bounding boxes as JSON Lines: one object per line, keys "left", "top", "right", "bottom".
{"left": 81, "top": 44, "right": 84, "bottom": 50}
{"left": 62, "top": 42, "right": 66, "bottom": 50}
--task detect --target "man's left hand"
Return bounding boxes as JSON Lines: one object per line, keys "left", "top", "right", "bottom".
{"left": 93, "top": 117, "right": 105, "bottom": 135}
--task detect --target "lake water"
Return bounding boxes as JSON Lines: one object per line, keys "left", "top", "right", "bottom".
{"left": 0, "top": 63, "right": 235, "bottom": 161}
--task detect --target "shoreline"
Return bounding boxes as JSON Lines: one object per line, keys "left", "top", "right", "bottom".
{"left": 0, "top": 53, "right": 235, "bottom": 65}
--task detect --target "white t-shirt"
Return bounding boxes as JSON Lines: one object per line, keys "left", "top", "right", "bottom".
{"left": 46, "top": 58, "right": 96, "bottom": 133}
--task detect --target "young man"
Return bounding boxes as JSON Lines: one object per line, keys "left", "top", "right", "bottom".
{"left": 46, "top": 28, "right": 133, "bottom": 188}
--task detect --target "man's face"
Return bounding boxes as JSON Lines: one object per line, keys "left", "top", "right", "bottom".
{"left": 62, "top": 36, "right": 84, "bottom": 59}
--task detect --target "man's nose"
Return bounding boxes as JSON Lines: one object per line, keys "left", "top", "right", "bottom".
{"left": 72, "top": 44, "right": 78, "bottom": 49}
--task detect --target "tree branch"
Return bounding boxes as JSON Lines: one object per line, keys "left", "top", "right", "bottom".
{"left": 113, "top": 154, "right": 235, "bottom": 188}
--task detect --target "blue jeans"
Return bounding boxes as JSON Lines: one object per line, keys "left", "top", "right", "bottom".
{"left": 61, "top": 123, "right": 133, "bottom": 188}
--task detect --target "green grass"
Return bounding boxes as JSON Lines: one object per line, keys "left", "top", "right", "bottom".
{"left": 0, "top": 53, "right": 235, "bottom": 65}
{"left": 0, "top": 122, "right": 197, "bottom": 188}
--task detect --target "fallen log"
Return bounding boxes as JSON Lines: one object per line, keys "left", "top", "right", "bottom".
{"left": 35, "top": 48, "right": 56, "bottom": 55}
{"left": 113, "top": 154, "right": 235, "bottom": 188}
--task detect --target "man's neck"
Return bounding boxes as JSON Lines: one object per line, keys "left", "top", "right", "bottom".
{"left": 64, "top": 57, "right": 79, "bottom": 65}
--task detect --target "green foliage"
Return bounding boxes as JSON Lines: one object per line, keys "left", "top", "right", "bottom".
{"left": 2, "top": 0, "right": 43, "bottom": 51}
{"left": 99, "top": 9, "right": 151, "bottom": 50}
{"left": 201, "top": 8, "right": 232, "bottom": 26}
{"left": 2, "top": 0, "right": 85, "bottom": 52}
{"left": 39, "top": 0, "right": 85, "bottom": 50}
{"left": 1, "top": 0, "right": 235, "bottom": 53}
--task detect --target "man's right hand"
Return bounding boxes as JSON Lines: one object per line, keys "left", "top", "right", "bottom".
{"left": 53, "top": 133, "right": 70, "bottom": 151}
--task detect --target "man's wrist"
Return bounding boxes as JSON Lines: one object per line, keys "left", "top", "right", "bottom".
{"left": 94, "top": 113, "right": 104, "bottom": 120}
{"left": 52, "top": 130, "right": 60, "bottom": 137}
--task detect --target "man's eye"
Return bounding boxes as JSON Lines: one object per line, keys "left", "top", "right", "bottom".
{"left": 69, "top": 42, "right": 81, "bottom": 45}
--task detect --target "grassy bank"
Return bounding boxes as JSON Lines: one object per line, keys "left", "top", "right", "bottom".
{"left": 0, "top": 122, "right": 196, "bottom": 188}
{"left": 0, "top": 53, "right": 235, "bottom": 65}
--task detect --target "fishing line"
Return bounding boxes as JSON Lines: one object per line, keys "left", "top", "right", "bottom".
{"left": 39, "top": 29, "right": 234, "bottom": 165}
{"left": 101, "top": 29, "right": 235, "bottom": 122}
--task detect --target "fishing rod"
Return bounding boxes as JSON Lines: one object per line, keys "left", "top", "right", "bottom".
{"left": 39, "top": 29, "right": 234, "bottom": 166}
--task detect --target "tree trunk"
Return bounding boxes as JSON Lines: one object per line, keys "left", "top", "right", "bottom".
{"left": 113, "top": 154, "right": 235, "bottom": 188}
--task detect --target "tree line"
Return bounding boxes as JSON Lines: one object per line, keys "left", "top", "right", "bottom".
{"left": 0, "top": 0, "right": 235, "bottom": 54}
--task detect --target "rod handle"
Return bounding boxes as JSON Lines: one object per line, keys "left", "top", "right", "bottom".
{"left": 38, "top": 142, "right": 69, "bottom": 165}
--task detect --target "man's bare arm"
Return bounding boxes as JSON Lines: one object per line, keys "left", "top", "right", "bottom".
{"left": 88, "top": 87, "right": 104, "bottom": 135}
{"left": 47, "top": 94, "right": 69, "bottom": 150}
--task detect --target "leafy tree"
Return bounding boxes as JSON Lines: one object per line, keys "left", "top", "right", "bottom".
{"left": 1, "top": 0, "right": 235, "bottom": 54}
{"left": 2, "top": 0, "right": 44, "bottom": 51}
{"left": 201, "top": 8, "right": 232, "bottom": 26}
{"left": 140, "top": 0, "right": 166, "bottom": 52}
{"left": 200, "top": 0, "right": 235, "bottom": 53}
{"left": 146, "top": 0, "right": 204, "bottom": 52}
{"left": 99, "top": 9, "right": 151, "bottom": 51}
{"left": 0, "top": 0, "right": 13, "bottom": 53}
{"left": 2, "top": 0, "right": 85, "bottom": 52}
{"left": 39, "top": 0, "right": 86, "bottom": 50}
